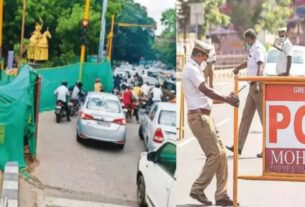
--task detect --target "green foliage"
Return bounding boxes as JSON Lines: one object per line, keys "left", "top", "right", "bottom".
{"left": 155, "top": 9, "right": 176, "bottom": 68}
{"left": 228, "top": 0, "right": 292, "bottom": 36}
{"left": 112, "top": 0, "right": 156, "bottom": 63}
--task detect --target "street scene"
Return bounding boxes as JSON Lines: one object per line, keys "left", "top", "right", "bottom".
{"left": 0, "top": 0, "right": 175, "bottom": 207}
{"left": 177, "top": 0, "right": 305, "bottom": 207}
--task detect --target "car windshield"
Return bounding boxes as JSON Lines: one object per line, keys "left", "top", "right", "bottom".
{"left": 267, "top": 49, "right": 304, "bottom": 64}
{"left": 87, "top": 98, "right": 120, "bottom": 113}
{"left": 158, "top": 110, "right": 176, "bottom": 127}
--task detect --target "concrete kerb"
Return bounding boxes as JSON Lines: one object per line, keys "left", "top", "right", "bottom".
{"left": 0, "top": 162, "right": 19, "bottom": 207}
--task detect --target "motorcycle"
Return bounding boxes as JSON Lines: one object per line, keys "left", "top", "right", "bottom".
{"left": 55, "top": 100, "right": 72, "bottom": 123}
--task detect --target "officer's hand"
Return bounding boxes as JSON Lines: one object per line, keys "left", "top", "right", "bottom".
{"left": 225, "top": 93, "right": 239, "bottom": 107}
{"left": 233, "top": 68, "right": 239, "bottom": 75}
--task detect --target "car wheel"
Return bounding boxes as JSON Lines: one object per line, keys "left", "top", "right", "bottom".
{"left": 138, "top": 125, "right": 144, "bottom": 140}
{"left": 117, "top": 144, "right": 125, "bottom": 150}
{"left": 76, "top": 132, "right": 82, "bottom": 143}
{"left": 137, "top": 175, "right": 148, "bottom": 207}
{"left": 56, "top": 114, "right": 61, "bottom": 123}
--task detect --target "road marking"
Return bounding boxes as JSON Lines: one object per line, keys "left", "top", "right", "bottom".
{"left": 178, "top": 118, "right": 231, "bottom": 148}
{"left": 44, "top": 196, "right": 132, "bottom": 207}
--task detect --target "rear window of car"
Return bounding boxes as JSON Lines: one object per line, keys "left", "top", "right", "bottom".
{"left": 158, "top": 110, "right": 176, "bottom": 127}
{"left": 267, "top": 49, "right": 304, "bottom": 64}
{"left": 87, "top": 98, "right": 120, "bottom": 113}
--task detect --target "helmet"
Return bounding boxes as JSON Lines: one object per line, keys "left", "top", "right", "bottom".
{"left": 95, "top": 78, "right": 100, "bottom": 82}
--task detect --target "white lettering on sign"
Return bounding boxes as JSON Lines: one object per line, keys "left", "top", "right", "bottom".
{"left": 271, "top": 150, "right": 305, "bottom": 165}
{"left": 293, "top": 87, "right": 305, "bottom": 94}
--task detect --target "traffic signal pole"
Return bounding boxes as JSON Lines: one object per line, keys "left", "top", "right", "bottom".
{"left": 79, "top": 0, "right": 90, "bottom": 81}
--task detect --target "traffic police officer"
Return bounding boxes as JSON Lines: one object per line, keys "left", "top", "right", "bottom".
{"left": 273, "top": 27, "right": 292, "bottom": 76}
{"left": 182, "top": 39, "right": 239, "bottom": 206}
{"left": 226, "top": 28, "right": 267, "bottom": 158}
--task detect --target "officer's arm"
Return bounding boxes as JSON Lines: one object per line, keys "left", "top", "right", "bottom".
{"left": 286, "top": 56, "right": 292, "bottom": 75}
{"left": 256, "top": 61, "right": 264, "bottom": 76}
{"left": 199, "top": 82, "right": 227, "bottom": 103}
{"left": 233, "top": 60, "right": 247, "bottom": 74}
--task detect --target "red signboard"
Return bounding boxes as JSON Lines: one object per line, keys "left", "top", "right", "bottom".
{"left": 265, "top": 84, "right": 305, "bottom": 174}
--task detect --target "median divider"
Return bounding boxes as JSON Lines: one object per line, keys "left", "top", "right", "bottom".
{"left": 0, "top": 162, "right": 19, "bottom": 207}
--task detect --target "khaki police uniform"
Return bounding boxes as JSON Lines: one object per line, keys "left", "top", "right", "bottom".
{"left": 182, "top": 40, "right": 228, "bottom": 200}
{"left": 238, "top": 40, "right": 266, "bottom": 151}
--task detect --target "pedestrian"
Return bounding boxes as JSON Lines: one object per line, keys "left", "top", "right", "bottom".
{"left": 122, "top": 85, "right": 133, "bottom": 119}
{"left": 273, "top": 27, "right": 292, "bottom": 76}
{"left": 182, "top": 39, "right": 239, "bottom": 206}
{"left": 54, "top": 81, "right": 71, "bottom": 121}
{"left": 94, "top": 78, "right": 104, "bottom": 92}
{"left": 151, "top": 83, "right": 163, "bottom": 103}
{"left": 203, "top": 35, "right": 216, "bottom": 88}
{"left": 226, "top": 28, "right": 267, "bottom": 158}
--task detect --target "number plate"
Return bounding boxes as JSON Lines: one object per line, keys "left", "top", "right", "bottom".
{"left": 97, "top": 121, "right": 110, "bottom": 126}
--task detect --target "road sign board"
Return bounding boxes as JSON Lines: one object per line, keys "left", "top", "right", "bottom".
{"left": 265, "top": 84, "right": 305, "bottom": 175}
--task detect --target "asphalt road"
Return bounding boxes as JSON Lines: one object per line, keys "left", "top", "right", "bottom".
{"left": 32, "top": 112, "right": 146, "bottom": 206}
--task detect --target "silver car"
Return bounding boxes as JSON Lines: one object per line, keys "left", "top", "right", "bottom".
{"left": 76, "top": 92, "right": 127, "bottom": 149}
{"left": 139, "top": 102, "right": 176, "bottom": 151}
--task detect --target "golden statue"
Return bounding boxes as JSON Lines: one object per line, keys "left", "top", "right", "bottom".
{"left": 28, "top": 22, "right": 51, "bottom": 61}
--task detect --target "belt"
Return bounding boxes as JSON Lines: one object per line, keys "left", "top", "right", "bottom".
{"left": 188, "top": 108, "right": 211, "bottom": 115}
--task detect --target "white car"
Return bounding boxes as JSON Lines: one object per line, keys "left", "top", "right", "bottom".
{"left": 139, "top": 102, "right": 176, "bottom": 151}
{"left": 137, "top": 141, "right": 176, "bottom": 207}
{"left": 264, "top": 46, "right": 305, "bottom": 76}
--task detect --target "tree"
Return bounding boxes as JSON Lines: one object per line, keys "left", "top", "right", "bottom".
{"left": 155, "top": 9, "right": 176, "bottom": 68}
{"left": 177, "top": 0, "right": 230, "bottom": 38}
{"left": 111, "top": 0, "right": 156, "bottom": 64}
{"left": 228, "top": 0, "right": 292, "bottom": 35}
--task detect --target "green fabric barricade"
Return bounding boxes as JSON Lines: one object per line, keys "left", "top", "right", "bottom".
{"left": 36, "top": 62, "right": 113, "bottom": 112}
{"left": 0, "top": 65, "right": 38, "bottom": 170}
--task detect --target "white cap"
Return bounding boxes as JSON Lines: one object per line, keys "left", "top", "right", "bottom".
{"left": 278, "top": 27, "right": 287, "bottom": 32}
{"left": 193, "top": 39, "right": 212, "bottom": 55}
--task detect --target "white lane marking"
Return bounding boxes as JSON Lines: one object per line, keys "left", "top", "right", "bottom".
{"left": 44, "top": 196, "right": 132, "bottom": 207}
{"left": 178, "top": 118, "right": 231, "bottom": 148}
{"left": 2, "top": 180, "right": 18, "bottom": 190}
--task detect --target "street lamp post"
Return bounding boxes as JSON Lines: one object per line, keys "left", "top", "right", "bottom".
{"left": 98, "top": 0, "right": 108, "bottom": 63}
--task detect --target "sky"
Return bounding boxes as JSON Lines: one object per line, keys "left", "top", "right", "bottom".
{"left": 133, "top": 0, "right": 175, "bottom": 35}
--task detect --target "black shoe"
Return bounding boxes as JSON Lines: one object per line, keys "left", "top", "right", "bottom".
{"left": 216, "top": 195, "right": 239, "bottom": 206}
{"left": 67, "top": 118, "right": 71, "bottom": 122}
{"left": 257, "top": 152, "right": 263, "bottom": 158}
{"left": 190, "top": 192, "right": 212, "bottom": 206}
{"left": 226, "top": 146, "right": 241, "bottom": 155}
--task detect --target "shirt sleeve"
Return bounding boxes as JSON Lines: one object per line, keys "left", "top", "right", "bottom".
{"left": 187, "top": 66, "right": 205, "bottom": 89}
{"left": 283, "top": 43, "right": 293, "bottom": 57}
{"left": 255, "top": 47, "right": 266, "bottom": 63}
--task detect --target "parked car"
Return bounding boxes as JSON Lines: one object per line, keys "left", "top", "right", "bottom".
{"left": 264, "top": 46, "right": 305, "bottom": 76}
{"left": 137, "top": 141, "right": 176, "bottom": 207}
{"left": 76, "top": 92, "right": 126, "bottom": 149}
{"left": 139, "top": 102, "right": 176, "bottom": 151}
{"left": 162, "top": 79, "right": 176, "bottom": 102}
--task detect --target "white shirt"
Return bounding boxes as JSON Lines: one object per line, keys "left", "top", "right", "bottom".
{"left": 152, "top": 88, "right": 163, "bottom": 102}
{"left": 276, "top": 38, "right": 293, "bottom": 75}
{"left": 71, "top": 86, "right": 80, "bottom": 100}
{"left": 246, "top": 40, "right": 267, "bottom": 76}
{"left": 182, "top": 58, "right": 212, "bottom": 111}
{"left": 141, "top": 84, "right": 150, "bottom": 96}
{"left": 54, "top": 85, "right": 70, "bottom": 102}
